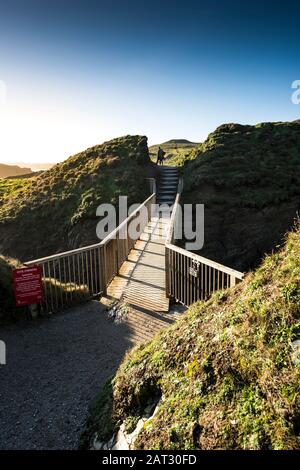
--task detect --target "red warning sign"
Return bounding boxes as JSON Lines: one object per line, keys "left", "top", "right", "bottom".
{"left": 13, "top": 266, "right": 44, "bottom": 307}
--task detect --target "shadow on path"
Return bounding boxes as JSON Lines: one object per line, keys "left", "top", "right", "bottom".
{"left": 0, "top": 301, "right": 135, "bottom": 450}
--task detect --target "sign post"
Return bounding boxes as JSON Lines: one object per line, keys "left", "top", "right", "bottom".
{"left": 12, "top": 266, "right": 44, "bottom": 308}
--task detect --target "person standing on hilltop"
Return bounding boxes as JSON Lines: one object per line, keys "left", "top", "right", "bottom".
{"left": 156, "top": 146, "right": 166, "bottom": 165}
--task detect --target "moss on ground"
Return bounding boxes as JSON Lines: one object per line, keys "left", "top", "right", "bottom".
{"left": 82, "top": 221, "right": 300, "bottom": 450}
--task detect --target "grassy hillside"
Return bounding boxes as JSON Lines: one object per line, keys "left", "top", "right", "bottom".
{"left": 81, "top": 221, "right": 300, "bottom": 450}
{"left": 179, "top": 121, "right": 300, "bottom": 271}
{"left": 0, "top": 135, "right": 155, "bottom": 261}
{"left": 0, "top": 178, "right": 31, "bottom": 205}
{"left": 0, "top": 255, "right": 23, "bottom": 323}
{"left": 149, "top": 139, "right": 198, "bottom": 166}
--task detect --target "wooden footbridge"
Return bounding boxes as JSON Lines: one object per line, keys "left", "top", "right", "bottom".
{"left": 25, "top": 166, "right": 244, "bottom": 341}
{"left": 107, "top": 166, "right": 179, "bottom": 312}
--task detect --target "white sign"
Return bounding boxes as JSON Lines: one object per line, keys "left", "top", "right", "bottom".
{"left": 0, "top": 340, "right": 6, "bottom": 365}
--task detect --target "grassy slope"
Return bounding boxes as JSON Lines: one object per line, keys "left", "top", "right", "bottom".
{"left": 82, "top": 222, "right": 300, "bottom": 450}
{"left": 0, "top": 178, "right": 31, "bottom": 204}
{"left": 0, "top": 255, "right": 23, "bottom": 322}
{"left": 149, "top": 139, "right": 198, "bottom": 166}
{"left": 179, "top": 121, "right": 300, "bottom": 271}
{"left": 0, "top": 135, "right": 154, "bottom": 261}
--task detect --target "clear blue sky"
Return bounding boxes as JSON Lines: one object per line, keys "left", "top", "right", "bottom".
{"left": 0, "top": 0, "right": 299, "bottom": 164}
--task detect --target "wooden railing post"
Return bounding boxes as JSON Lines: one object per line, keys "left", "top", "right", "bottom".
{"left": 101, "top": 244, "right": 107, "bottom": 295}
{"left": 165, "top": 246, "right": 170, "bottom": 298}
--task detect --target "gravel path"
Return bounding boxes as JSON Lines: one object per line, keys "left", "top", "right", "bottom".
{"left": 0, "top": 301, "right": 136, "bottom": 449}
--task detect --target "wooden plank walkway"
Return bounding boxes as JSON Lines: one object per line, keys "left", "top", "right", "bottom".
{"left": 107, "top": 210, "right": 171, "bottom": 312}
{"left": 105, "top": 166, "right": 183, "bottom": 343}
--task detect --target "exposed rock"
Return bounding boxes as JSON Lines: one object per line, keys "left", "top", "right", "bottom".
{"left": 107, "top": 302, "right": 129, "bottom": 324}
{"left": 291, "top": 340, "right": 300, "bottom": 365}
{"left": 92, "top": 400, "right": 161, "bottom": 451}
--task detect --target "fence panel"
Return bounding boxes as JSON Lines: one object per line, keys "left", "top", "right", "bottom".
{"left": 165, "top": 181, "right": 243, "bottom": 306}
{"left": 25, "top": 193, "right": 156, "bottom": 313}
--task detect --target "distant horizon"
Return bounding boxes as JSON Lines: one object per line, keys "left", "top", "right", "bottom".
{"left": 1, "top": 115, "right": 299, "bottom": 167}
{"left": 1, "top": 0, "right": 299, "bottom": 164}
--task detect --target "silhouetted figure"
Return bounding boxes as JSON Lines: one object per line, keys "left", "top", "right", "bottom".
{"left": 156, "top": 147, "right": 165, "bottom": 165}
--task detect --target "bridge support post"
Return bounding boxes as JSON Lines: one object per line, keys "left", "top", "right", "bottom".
{"left": 230, "top": 275, "right": 239, "bottom": 288}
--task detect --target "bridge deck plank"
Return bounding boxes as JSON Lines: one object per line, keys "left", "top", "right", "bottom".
{"left": 107, "top": 213, "right": 170, "bottom": 312}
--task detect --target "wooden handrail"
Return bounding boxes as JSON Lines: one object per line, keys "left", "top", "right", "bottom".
{"left": 25, "top": 191, "right": 156, "bottom": 313}
{"left": 165, "top": 192, "right": 181, "bottom": 245}
{"left": 165, "top": 243, "right": 244, "bottom": 280}
{"left": 26, "top": 192, "right": 156, "bottom": 265}
{"left": 165, "top": 179, "right": 244, "bottom": 305}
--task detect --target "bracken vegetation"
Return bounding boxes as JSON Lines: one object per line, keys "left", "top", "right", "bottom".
{"left": 0, "top": 135, "right": 155, "bottom": 261}
{"left": 81, "top": 220, "right": 300, "bottom": 450}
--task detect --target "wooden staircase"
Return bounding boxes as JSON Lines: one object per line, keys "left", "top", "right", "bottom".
{"left": 156, "top": 166, "right": 179, "bottom": 206}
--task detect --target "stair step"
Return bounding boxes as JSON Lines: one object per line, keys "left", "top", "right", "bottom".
{"left": 158, "top": 192, "right": 177, "bottom": 197}
{"left": 159, "top": 189, "right": 177, "bottom": 193}
{"left": 158, "top": 197, "right": 176, "bottom": 202}
{"left": 158, "top": 186, "right": 176, "bottom": 190}
{"left": 158, "top": 186, "right": 177, "bottom": 191}
{"left": 159, "top": 179, "right": 178, "bottom": 182}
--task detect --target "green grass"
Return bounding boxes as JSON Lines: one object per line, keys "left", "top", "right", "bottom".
{"left": 175, "top": 121, "right": 300, "bottom": 271}
{"left": 0, "top": 255, "right": 24, "bottom": 322}
{"left": 0, "top": 178, "right": 30, "bottom": 204}
{"left": 81, "top": 220, "right": 300, "bottom": 450}
{"left": 183, "top": 121, "right": 300, "bottom": 208}
{"left": 149, "top": 139, "right": 198, "bottom": 166}
{"left": 0, "top": 135, "right": 155, "bottom": 261}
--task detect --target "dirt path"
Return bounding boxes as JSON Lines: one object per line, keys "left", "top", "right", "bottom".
{"left": 0, "top": 301, "right": 136, "bottom": 450}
